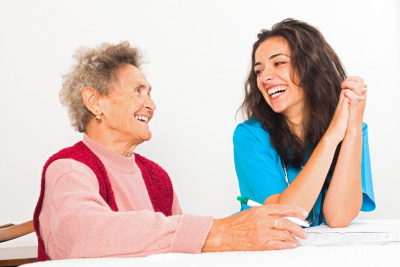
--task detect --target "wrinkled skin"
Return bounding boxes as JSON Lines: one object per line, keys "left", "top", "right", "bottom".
{"left": 202, "top": 204, "right": 308, "bottom": 251}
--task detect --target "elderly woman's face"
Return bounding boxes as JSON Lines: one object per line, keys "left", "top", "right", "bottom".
{"left": 99, "top": 64, "right": 155, "bottom": 145}
{"left": 254, "top": 37, "right": 304, "bottom": 118}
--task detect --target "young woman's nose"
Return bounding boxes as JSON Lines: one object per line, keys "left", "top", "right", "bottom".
{"left": 260, "top": 68, "right": 274, "bottom": 83}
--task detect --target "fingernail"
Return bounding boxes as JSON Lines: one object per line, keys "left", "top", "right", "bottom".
{"left": 293, "top": 243, "right": 298, "bottom": 248}
{"left": 304, "top": 232, "right": 307, "bottom": 238}
{"left": 302, "top": 211, "right": 308, "bottom": 217}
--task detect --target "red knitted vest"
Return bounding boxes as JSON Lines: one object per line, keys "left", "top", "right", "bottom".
{"left": 33, "top": 141, "right": 173, "bottom": 261}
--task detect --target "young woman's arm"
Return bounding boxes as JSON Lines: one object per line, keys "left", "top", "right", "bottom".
{"left": 266, "top": 78, "right": 368, "bottom": 220}
{"left": 323, "top": 77, "right": 367, "bottom": 227}
{"left": 265, "top": 91, "right": 350, "bottom": 212}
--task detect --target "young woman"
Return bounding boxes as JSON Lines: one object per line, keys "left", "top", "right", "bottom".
{"left": 234, "top": 19, "right": 375, "bottom": 227}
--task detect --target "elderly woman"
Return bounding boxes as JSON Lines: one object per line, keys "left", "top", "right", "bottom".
{"left": 33, "top": 42, "right": 307, "bottom": 261}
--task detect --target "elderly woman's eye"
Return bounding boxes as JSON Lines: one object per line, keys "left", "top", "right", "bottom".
{"left": 134, "top": 88, "right": 140, "bottom": 93}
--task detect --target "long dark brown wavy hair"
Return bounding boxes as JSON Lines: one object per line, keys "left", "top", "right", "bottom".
{"left": 239, "top": 18, "right": 346, "bottom": 189}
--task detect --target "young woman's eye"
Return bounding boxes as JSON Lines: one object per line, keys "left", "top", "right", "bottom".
{"left": 275, "top": 61, "right": 286, "bottom": 67}
{"left": 255, "top": 70, "right": 262, "bottom": 76}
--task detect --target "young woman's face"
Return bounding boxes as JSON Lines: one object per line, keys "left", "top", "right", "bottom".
{"left": 254, "top": 37, "right": 304, "bottom": 119}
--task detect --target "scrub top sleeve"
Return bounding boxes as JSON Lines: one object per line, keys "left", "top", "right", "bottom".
{"left": 233, "top": 124, "right": 287, "bottom": 204}
{"left": 360, "top": 123, "right": 376, "bottom": 211}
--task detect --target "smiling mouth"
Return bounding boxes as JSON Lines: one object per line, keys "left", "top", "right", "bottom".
{"left": 135, "top": 115, "right": 149, "bottom": 123}
{"left": 267, "top": 85, "right": 287, "bottom": 98}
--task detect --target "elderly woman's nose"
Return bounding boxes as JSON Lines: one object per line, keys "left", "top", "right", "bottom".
{"left": 143, "top": 96, "right": 156, "bottom": 111}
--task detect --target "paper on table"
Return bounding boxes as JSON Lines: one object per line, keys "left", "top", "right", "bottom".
{"left": 305, "top": 219, "right": 400, "bottom": 234}
{"left": 299, "top": 220, "right": 400, "bottom": 246}
{"left": 301, "top": 232, "right": 400, "bottom": 246}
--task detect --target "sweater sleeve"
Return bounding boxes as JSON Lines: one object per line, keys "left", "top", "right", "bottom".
{"left": 39, "top": 159, "right": 213, "bottom": 260}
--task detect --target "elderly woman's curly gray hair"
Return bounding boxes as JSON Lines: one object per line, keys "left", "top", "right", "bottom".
{"left": 60, "top": 41, "right": 143, "bottom": 132}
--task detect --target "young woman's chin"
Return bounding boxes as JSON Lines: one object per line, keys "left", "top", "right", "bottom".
{"left": 268, "top": 104, "right": 287, "bottom": 114}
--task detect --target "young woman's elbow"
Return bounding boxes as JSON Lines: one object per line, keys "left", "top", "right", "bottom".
{"left": 325, "top": 212, "right": 358, "bottom": 228}
{"left": 326, "top": 218, "right": 351, "bottom": 228}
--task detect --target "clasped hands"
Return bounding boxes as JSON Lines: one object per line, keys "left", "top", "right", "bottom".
{"left": 326, "top": 76, "right": 367, "bottom": 144}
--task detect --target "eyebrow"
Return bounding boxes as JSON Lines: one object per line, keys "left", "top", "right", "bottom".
{"left": 269, "top": 53, "right": 289, "bottom": 60}
{"left": 136, "top": 83, "right": 151, "bottom": 92}
{"left": 254, "top": 53, "right": 290, "bottom": 67}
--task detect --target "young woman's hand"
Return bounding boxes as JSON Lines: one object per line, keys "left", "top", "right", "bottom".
{"left": 324, "top": 91, "right": 350, "bottom": 144}
{"left": 341, "top": 76, "right": 367, "bottom": 131}
{"left": 341, "top": 76, "right": 367, "bottom": 96}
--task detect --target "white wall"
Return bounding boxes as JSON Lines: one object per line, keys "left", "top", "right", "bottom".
{"left": 1, "top": 0, "right": 399, "bottom": 248}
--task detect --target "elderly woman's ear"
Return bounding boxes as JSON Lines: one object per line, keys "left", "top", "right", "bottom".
{"left": 82, "top": 87, "right": 103, "bottom": 120}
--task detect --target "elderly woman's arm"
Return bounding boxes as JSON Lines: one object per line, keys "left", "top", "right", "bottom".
{"left": 40, "top": 159, "right": 213, "bottom": 259}
{"left": 40, "top": 159, "right": 307, "bottom": 259}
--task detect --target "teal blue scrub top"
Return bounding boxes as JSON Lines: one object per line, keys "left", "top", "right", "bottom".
{"left": 233, "top": 120, "right": 375, "bottom": 226}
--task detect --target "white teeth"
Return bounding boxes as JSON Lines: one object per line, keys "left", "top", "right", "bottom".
{"left": 135, "top": 115, "right": 148, "bottom": 122}
{"left": 271, "top": 91, "right": 284, "bottom": 97}
{"left": 267, "top": 85, "right": 287, "bottom": 97}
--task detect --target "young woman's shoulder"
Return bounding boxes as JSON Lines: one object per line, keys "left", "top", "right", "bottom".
{"left": 234, "top": 119, "right": 268, "bottom": 137}
{"left": 233, "top": 119, "right": 275, "bottom": 151}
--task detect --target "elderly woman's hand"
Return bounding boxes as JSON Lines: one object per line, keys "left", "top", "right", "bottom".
{"left": 201, "top": 205, "right": 308, "bottom": 252}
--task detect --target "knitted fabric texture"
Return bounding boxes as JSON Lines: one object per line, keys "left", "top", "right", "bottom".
{"left": 33, "top": 141, "right": 173, "bottom": 261}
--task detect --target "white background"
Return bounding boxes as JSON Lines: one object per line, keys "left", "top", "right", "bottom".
{"left": 1, "top": 0, "right": 399, "bottom": 248}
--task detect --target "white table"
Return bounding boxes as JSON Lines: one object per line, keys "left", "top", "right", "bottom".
{"left": 23, "top": 220, "right": 400, "bottom": 267}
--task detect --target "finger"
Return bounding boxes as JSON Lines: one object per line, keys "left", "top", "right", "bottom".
{"left": 342, "top": 76, "right": 365, "bottom": 88}
{"left": 274, "top": 217, "right": 307, "bottom": 239}
{"left": 341, "top": 96, "right": 350, "bottom": 112}
{"left": 358, "top": 92, "right": 367, "bottom": 102}
{"left": 361, "top": 87, "right": 368, "bottom": 95}
{"left": 263, "top": 240, "right": 299, "bottom": 250}
{"left": 262, "top": 204, "right": 308, "bottom": 219}
{"left": 343, "top": 89, "right": 362, "bottom": 106}
{"left": 267, "top": 228, "right": 299, "bottom": 243}
{"left": 342, "top": 79, "right": 366, "bottom": 90}
{"left": 341, "top": 80, "right": 365, "bottom": 96}
{"left": 343, "top": 88, "right": 358, "bottom": 99}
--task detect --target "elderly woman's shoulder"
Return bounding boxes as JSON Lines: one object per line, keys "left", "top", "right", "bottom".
{"left": 45, "top": 159, "right": 99, "bottom": 188}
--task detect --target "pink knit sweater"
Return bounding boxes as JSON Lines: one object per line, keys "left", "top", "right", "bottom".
{"left": 38, "top": 134, "right": 213, "bottom": 259}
